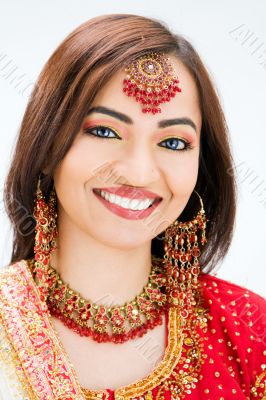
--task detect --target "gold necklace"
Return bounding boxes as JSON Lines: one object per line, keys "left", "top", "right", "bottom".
{"left": 29, "top": 256, "right": 169, "bottom": 344}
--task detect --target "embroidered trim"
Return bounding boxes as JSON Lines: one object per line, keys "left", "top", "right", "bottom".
{"left": 0, "top": 260, "right": 83, "bottom": 400}
{"left": 0, "top": 317, "right": 36, "bottom": 399}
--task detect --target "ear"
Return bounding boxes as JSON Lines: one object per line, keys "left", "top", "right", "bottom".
{"left": 42, "top": 156, "right": 53, "bottom": 175}
{"left": 42, "top": 166, "right": 49, "bottom": 175}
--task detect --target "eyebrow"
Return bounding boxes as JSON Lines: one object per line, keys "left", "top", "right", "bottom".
{"left": 87, "top": 106, "right": 197, "bottom": 133}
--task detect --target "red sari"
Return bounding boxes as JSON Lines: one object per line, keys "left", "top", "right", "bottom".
{"left": 0, "top": 259, "right": 265, "bottom": 399}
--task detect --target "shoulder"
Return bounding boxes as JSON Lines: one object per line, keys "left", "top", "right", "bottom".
{"left": 199, "top": 272, "right": 266, "bottom": 395}
{"left": 199, "top": 272, "right": 265, "bottom": 316}
{"left": 0, "top": 259, "right": 32, "bottom": 298}
{"left": 200, "top": 272, "right": 265, "bottom": 301}
{"left": 0, "top": 259, "right": 29, "bottom": 273}
{"left": 0, "top": 259, "right": 26, "bottom": 279}
{"left": 199, "top": 272, "right": 266, "bottom": 342}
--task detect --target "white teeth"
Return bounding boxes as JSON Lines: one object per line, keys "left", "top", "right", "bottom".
{"left": 120, "top": 197, "right": 131, "bottom": 208}
{"left": 98, "top": 190, "right": 154, "bottom": 210}
{"left": 109, "top": 194, "right": 116, "bottom": 203}
{"left": 129, "top": 199, "right": 139, "bottom": 210}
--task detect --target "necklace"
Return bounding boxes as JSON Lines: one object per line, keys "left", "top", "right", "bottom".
{"left": 29, "top": 256, "right": 169, "bottom": 344}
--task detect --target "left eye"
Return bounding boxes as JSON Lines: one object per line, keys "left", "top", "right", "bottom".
{"left": 158, "top": 138, "right": 190, "bottom": 151}
{"left": 84, "top": 126, "right": 120, "bottom": 139}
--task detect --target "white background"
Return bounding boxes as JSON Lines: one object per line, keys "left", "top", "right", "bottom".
{"left": 0, "top": 0, "right": 265, "bottom": 297}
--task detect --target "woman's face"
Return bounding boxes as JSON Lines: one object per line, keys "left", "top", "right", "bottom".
{"left": 53, "top": 55, "right": 202, "bottom": 249}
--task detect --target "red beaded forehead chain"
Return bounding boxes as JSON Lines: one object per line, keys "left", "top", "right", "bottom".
{"left": 122, "top": 52, "right": 182, "bottom": 114}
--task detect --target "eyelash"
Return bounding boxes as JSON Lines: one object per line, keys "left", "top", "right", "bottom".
{"left": 83, "top": 125, "right": 194, "bottom": 152}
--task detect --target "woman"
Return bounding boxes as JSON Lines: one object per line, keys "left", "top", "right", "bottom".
{"left": 0, "top": 13, "right": 265, "bottom": 400}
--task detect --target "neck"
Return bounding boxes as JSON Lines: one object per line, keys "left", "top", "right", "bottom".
{"left": 49, "top": 211, "right": 153, "bottom": 307}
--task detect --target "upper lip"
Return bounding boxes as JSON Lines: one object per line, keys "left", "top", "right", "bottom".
{"left": 93, "top": 187, "right": 162, "bottom": 201}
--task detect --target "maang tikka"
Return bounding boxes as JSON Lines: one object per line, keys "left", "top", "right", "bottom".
{"left": 122, "top": 52, "right": 182, "bottom": 114}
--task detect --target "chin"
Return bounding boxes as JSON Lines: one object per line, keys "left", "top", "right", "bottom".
{"left": 93, "top": 229, "right": 151, "bottom": 250}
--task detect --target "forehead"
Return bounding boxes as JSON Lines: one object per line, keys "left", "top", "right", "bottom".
{"left": 90, "top": 55, "right": 201, "bottom": 128}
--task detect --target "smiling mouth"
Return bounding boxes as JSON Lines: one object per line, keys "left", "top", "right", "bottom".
{"left": 93, "top": 189, "right": 162, "bottom": 211}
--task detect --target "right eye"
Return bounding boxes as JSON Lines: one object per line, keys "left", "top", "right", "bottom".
{"left": 84, "top": 126, "right": 121, "bottom": 140}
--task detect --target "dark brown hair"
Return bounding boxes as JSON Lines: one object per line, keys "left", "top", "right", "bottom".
{"left": 4, "top": 14, "right": 237, "bottom": 273}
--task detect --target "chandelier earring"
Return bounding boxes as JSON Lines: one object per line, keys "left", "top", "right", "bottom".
{"left": 32, "top": 174, "right": 58, "bottom": 301}
{"left": 162, "top": 190, "right": 208, "bottom": 318}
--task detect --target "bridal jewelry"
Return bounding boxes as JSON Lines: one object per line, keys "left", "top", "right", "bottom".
{"left": 122, "top": 52, "right": 182, "bottom": 114}
{"left": 32, "top": 175, "right": 58, "bottom": 302}
{"left": 29, "top": 256, "right": 168, "bottom": 344}
{"left": 163, "top": 190, "right": 208, "bottom": 317}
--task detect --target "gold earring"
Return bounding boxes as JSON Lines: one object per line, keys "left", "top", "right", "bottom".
{"left": 163, "top": 190, "right": 208, "bottom": 317}
{"left": 32, "top": 174, "right": 58, "bottom": 301}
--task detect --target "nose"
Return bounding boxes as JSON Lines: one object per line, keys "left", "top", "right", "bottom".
{"left": 111, "top": 145, "right": 161, "bottom": 188}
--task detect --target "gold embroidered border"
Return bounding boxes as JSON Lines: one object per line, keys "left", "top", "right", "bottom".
{"left": 0, "top": 316, "right": 36, "bottom": 400}
{"left": 0, "top": 260, "right": 84, "bottom": 400}
{"left": 81, "top": 306, "right": 183, "bottom": 400}
{"left": 80, "top": 279, "right": 209, "bottom": 400}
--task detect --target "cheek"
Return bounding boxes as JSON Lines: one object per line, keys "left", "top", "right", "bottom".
{"left": 162, "top": 156, "right": 199, "bottom": 225}
{"left": 54, "top": 138, "right": 106, "bottom": 186}
{"left": 54, "top": 153, "right": 84, "bottom": 188}
{"left": 164, "top": 154, "right": 199, "bottom": 197}
{"left": 53, "top": 143, "right": 95, "bottom": 221}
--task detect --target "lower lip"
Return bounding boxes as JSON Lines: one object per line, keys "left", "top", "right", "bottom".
{"left": 93, "top": 190, "right": 162, "bottom": 220}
